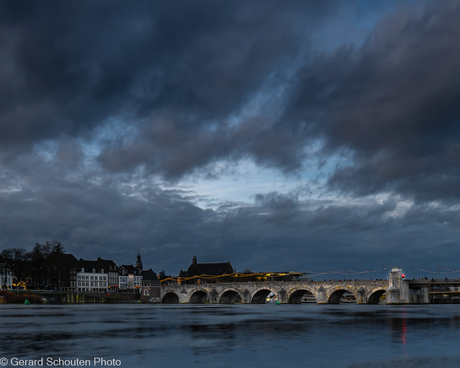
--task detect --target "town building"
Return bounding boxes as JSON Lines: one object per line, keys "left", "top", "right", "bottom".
{"left": 98, "top": 258, "right": 119, "bottom": 290}
{"left": 118, "top": 267, "right": 129, "bottom": 290}
{"left": 47, "top": 252, "right": 80, "bottom": 291}
{"left": 140, "top": 269, "right": 160, "bottom": 302}
{"left": 0, "top": 255, "right": 13, "bottom": 289}
{"left": 77, "top": 259, "right": 108, "bottom": 292}
{"left": 119, "top": 264, "right": 142, "bottom": 290}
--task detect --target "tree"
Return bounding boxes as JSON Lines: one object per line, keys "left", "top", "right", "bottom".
{"left": 13, "top": 248, "right": 28, "bottom": 261}
{"left": 1, "top": 248, "right": 30, "bottom": 288}
{"left": 1, "top": 241, "right": 66, "bottom": 289}
{"left": 30, "top": 243, "right": 45, "bottom": 262}
{"left": 51, "top": 241, "right": 65, "bottom": 254}
{"left": 0, "top": 249, "right": 13, "bottom": 261}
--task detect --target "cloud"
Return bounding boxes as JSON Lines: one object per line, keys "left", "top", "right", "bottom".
{"left": 1, "top": 1, "right": 460, "bottom": 275}
{"left": 0, "top": 4, "right": 320, "bottom": 144}
{"left": 92, "top": 0, "right": 460, "bottom": 204}
{"left": 285, "top": 0, "right": 460, "bottom": 202}
{"left": 0, "top": 1, "right": 346, "bottom": 177}
{"left": 3, "top": 0, "right": 458, "bottom": 201}
{"left": 1, "top": 144, "right": 459, "bottom": 274}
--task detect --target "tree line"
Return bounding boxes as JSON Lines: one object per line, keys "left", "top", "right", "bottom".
{"left": 1, "top": 240, "right": 66, "bottom": 289}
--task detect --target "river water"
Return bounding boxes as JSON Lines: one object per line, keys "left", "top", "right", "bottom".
{"left": 1, "top": 304, "right": 460, "bottom": 368}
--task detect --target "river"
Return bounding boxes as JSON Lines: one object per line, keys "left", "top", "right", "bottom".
{"left": 1, "top": 304, "right": 460, "bottom": 368}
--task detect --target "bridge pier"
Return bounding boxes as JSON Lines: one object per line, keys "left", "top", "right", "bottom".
{"left": 409, "top": 286, "right": 429, "bottom": 304}
{"left": 385, "top": 267, "right": 429, "bottom": 304}
{"left": 316, "top": 287, "right": 328, "bottom": 304}
{"left": 385, "top": 267, "right": 409, "bottom": 304}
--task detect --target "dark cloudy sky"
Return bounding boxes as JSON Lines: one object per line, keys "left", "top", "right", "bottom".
{"left": 1, "top": 0, "right": 460, "bottom": 277}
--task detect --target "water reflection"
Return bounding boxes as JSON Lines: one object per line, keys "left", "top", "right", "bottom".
{"left": 0, "top": 304, "right": 459, "bottom": 367}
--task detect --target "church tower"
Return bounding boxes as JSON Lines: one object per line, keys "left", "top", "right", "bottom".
{"left": 136, "top": 252, "right": 143, "bottom": 272}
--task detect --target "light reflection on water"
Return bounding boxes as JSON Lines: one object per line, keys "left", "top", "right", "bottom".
{"left": 1, "top": 304, "right": 460, "bottom": 367}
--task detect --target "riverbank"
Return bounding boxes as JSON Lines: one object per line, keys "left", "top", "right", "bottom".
{"left": 0, "top": 290, "right": 43, "bottom": 304}
{"left": 0, "top": 290, "right": 141, "bottom": 304}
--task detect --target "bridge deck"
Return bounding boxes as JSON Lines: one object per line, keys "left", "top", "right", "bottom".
{"left": 408, "top": 279, "right": 460, "bottom": 287}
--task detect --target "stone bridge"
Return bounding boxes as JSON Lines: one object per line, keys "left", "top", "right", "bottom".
{"left": 158, "top": 268, "right": 432, "bottom": 304}
{"left": 161, "top": 279, "right": 390, "bottom": 304}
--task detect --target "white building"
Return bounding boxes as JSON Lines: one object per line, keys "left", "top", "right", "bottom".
{"left": 118, "top": 268, "right": 128, "bottom": 290}
{"left": 119, "top": 265, "right": 142, "bottom": 290}
{"left": 128, "top": 273, "right": 142, "bottom": 289}
{"left": 76, "top": 259, "right": 108, "bottom": 292}
{"left": 0, "top": 270, "right": 13, "bottom": 290}
{"left": 0, "top": 256, "right": 13, "bottom": 289}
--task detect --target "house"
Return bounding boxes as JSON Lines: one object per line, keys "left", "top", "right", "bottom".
{"left": 46, "top": 252, "right": 80, "bottom": 291}
{"left": 140, "top": 269, "right": 160, "bottom": 302}
{"left": 57, "top": 253, "right": 80, "bottom": 291}
{"left": 118, "top": 267, "right": 129, "bottom": 290}
{"left": 77, "top": 259, "right": 108, "bottom": 292}
{"left": 141, "top": 269, "right": 159, "bottom": 287}
{"left": 119, "top": 264, "right": 142, "bottom": 291}
{"left": 98, "top": 258, "right": 119, "bottom": 290}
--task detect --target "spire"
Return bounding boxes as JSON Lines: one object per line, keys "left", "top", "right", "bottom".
{"left": 136, "top": 252, "right": 143, "bottom": 271}
{"left": 192, "top": 255, "right": 197, "bottom": 265}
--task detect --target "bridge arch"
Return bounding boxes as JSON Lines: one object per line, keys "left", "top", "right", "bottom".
{"left": 219, "top": 288, "right": 242, "bottom": 304}
{"left": 251, "top": 287, "right": 277, "bottom": 304}
{"left": 162, "top": 291, "right": 179, "bottom": 303}
{"left": 327, "top": 286, "right": 358, "bottom": 304}
{"left": 188, "top": 288, "right": 210, "bottom": 304}
{"left": 367, "top": 287, "right": 386, "bottom": 304}
{"left": 287, "top": 287, "right": 317, "bottom": 304}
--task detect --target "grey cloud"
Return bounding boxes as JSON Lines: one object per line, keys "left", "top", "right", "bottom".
{"left": 255, "top": 192, "right": 299, "bottom": 223}
{"left": 5, "top": 0, "right": 455, "bottom": 203}
{"left": 3, "top": 0, "right": 457, "bottom": 204}
{"left": 366, "top": 198, "right": 397, "bottom": 217}
{"left": 0, "top": 1, "right": 334, "bottom": 148}
{"left": 1, "top": 149, "right": 459, "bottom": 274}
{"left": 2, "top": 1, "right": 459, "bottom": 275}
{"left": 0, "top": 0, "right": 351, "bottom": 182}
{"left": 285, "top": 0, "right": 460, "bottom": 202}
